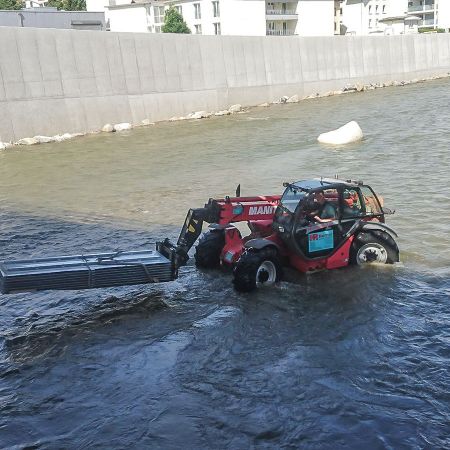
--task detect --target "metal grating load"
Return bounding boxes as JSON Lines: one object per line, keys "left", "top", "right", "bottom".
{"left": 0, "top": 250, "right": 176, "bottom": 294}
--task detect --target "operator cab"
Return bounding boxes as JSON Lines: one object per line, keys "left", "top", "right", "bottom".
{"left": 274, "top": 178, "right": 385, "bottom": 259}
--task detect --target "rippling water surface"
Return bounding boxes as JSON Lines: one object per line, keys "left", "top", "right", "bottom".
{"left": 0, "top": 79, "right": 449, "bottom": 449}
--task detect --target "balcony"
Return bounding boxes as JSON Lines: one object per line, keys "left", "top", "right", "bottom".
{"left": 266, "top": 9, "right": 297, "bottom": 15}
{"left": 266, "top": 10, "right": 298, "bottom": 21}
{"left": 408, "top": 3, "right": 436, "bottom": 13}
{"left": 266, "top": 29, "right": 296, "bottom": 36}
{"left": 421, "top": 18, "right": 436, "bottom": 26}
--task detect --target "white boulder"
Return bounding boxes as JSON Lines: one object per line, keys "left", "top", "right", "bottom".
{"left": 17, "top": 137, "right": 39, "bottom": 145}
{"left": 34, "top": 135, "right": 54, "bottom": 144}
{"left": 257, "top": 102, "right": 270, "bottom": 107}
{"left": 102, "top": 124, "right": 114, "bottom": 132}
{"left": 215, "top": 110, "right": 231, "bottom": 116}
{"left": 53, "top": 133, "right": 74, "bottom": 142}
{"left": 228, "top": 104, "right": 242, "bottom": 113}
{"left": 114, "top": 122, "right": 132, "bottom": 132}
{"left": 0, "top": 142, "right": 12, "bottom": 150}
{"left": 190, "top": 111, "right": 208, "bottom": 119}
{"left": 141, "top": 119, "right": 154, "bottom": 126}
{"left": 286, "top": 94, "right": 299, "bottom": 103}
{"left": 317, "top": 121, "right": 363, "bottom": 146}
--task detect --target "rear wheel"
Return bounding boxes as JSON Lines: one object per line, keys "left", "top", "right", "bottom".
{"left": 233, "top": 247, "right": 282, "bottom": 293}
{"left": 195, "top": 230, "right": 225, "bottom": 268}
{"left": 351, "top": 231, "right": 399, "bottom": 265}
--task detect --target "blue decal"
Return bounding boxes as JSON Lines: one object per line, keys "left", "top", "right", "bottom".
{"left": 232, "top": 205, "right": 244, "bottom": 215}
{"left": 224, "top": 251, "right": 234, "bottom": 263}
{"left": 308, "top": 230, "right": 334, "bottom": 252}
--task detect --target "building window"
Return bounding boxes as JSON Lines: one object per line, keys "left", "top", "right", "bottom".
{"left": 212, "top": 1, "right": 220, "bottom": 18}
{"left": 194, "top": 3, "right": 201, "bottom": 19}
{"left": 214, "top": 22, "right": 221, "bottom": 35}
{"left": 155, "top": 25, "right": 161, "bottom": 33}
{"left": 195, "top": 24, "right": 202, "bottom": 34}
{"left": 154, "top": 6, "right": 165, "bottom": 23}
{"left": 175, "top": 5, "right": 182, "bottom": 15}
{"left": 369, "top": 18, "right": 372, "bottom": 27}
{"left": 368, "top": 5, "right": 371, "bottom": 13}
{"left": 382, "top": 5, "right": 386, "bottom": 13}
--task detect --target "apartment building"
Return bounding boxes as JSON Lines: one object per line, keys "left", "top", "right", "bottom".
{"left": 407, "top": 0, "right": 450, "bottom": 31}
{"left": 90, "top": 0, "right": 337, "bottom": 36}
{"left": 342, "top": 0, "right": 409, "bottom": 35}
{"left": 341, "top": 0, "right": 449, "bottom": 34}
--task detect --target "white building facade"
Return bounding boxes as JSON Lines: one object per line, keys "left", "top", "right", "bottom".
{"left": 408, "top": 0, "right": 450, "bottom": 31}
{"left": 341, "top": 0, "right": 450, "bottom": 35}
{"left": 342, "top": 0, "right": 409, "bottom": 35}
{"left": 88, "top": 0, "right": 338, "bottom": 36}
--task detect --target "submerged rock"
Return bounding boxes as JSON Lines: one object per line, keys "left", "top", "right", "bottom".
{"left": 317, "top": 121, "right": 363, "bottom": 145}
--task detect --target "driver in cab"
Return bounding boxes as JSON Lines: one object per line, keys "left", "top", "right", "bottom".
{"left": 306, "top": 190, "right": 336, "bottom": 223}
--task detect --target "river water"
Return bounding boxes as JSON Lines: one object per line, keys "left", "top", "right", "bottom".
{"left": 0, "top": 79, "right": 449, "bottom": 449}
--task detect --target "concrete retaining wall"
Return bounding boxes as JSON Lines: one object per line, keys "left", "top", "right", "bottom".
{"left": 1, "top": 26, "right": 450, "bottom": 143}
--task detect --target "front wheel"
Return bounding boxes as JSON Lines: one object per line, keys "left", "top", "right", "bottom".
{"left": 233, "top": 247, "right": 282, "bottom": 293}
{"left": 351, "top": 231, "right": 399, "bottom": 265}
{"left": 195, "top": 230, "right": 225, "bottom": 268}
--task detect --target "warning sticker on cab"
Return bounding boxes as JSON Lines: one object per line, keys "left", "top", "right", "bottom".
{"left": 308, "top": 230, "right": 334, "bottom": 252}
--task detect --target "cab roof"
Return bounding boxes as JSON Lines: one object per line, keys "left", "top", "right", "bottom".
{"left": 289, "top": 178, "right": 363, "bottom": 192}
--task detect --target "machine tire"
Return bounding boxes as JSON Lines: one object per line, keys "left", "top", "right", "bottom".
{"left": 350, "top": 230, "right": 399, "bottom": 265}
{"left": 233, "top": 247, "right": 282, "bottom": 293}
{"left": 195, "top": 230, "right": 225, "bottom": 268}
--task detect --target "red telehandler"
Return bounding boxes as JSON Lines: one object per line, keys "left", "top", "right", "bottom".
{"left": 158, "top": 177, "right": 399, "bottom": 292}
{"left": 0, "top": 178, "right": 399, "bottom": 294}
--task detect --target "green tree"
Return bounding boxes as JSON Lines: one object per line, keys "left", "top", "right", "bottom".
{"left": 0, "top": 0, "right": 23, "bottom": 10}
{"left": 162, "top": 7, "right": 191, "bottom": 34}
{"left": 46, "top": 0, "right": 86, "bottom": 10}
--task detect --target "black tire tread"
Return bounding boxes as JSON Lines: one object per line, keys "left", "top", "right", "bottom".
{"left": 350, "top": 230, "right": 399, "bottom": 264}
{"left": 194, "top": 230, "right": 225, "bottom": 268}
{"left": 233, "top": 247, "right": 282, "bottom": 293}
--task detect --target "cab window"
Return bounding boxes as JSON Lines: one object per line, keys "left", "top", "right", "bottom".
{"left": 360, "top": 186, "right": 383, "bottom": 215}
{"left": 280, "top": 187, "right": 305, "bottom": 213}
{"left": 274, "top": 186, "right": 306, "bottom": 232}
